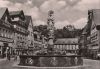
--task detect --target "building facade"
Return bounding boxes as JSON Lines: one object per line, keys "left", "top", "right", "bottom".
{"left": 33, "top": 31, "right": 42, "bottom": 51}
{"left": 0, "top": 8, "right": 14, "bottom": 58}
{"left": 79, "top": 25, "right": 88, "bottom": 56}
{"left": 25, "top": 16, "right": 34, "bottom": 55}
{"left": 54, "top": 38, "right": 79, "bottom": 54}
{"left": 9, "top": 11, "right": 30, "bottom": 55}
{"left": 79, "top": 9, "right": 100, "bottom": 58}
{"left": 0, "top": 8, "right": 38, "bottom": 56}
{"left": 89, "top": 9, "right": 100, "bottom": 58}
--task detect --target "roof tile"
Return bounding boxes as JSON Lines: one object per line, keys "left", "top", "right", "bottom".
{"left": 54, "top": 38, "right": 78, "bottom": 44}
{"left": 0, "top": 7, "right": 7, "bottom": 19}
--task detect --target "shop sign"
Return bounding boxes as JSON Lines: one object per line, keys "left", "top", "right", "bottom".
{"left": 0, "top": 37, "right": 13, "bottom": 43}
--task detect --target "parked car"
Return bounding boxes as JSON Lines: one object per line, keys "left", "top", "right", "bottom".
{"left": 97, "top": 53, "right": 100, "bottom": 59}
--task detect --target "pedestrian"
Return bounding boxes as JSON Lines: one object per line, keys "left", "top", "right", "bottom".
{"left": 14, "top": 53, "right": 18, "bottom": 61}
{"left": 8, "top": 54, "right": 10, "bottom": 61}
{"left": 7, "top": 51, "right": 10, "bottom": 61}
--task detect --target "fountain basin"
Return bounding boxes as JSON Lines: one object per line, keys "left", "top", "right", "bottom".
{"left": 19, "top": 55, "right": 83, "bottom": 67}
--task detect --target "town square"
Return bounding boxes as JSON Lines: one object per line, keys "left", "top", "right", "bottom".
{"left": 0, "top": 0, "right": 100, "bottom": 69}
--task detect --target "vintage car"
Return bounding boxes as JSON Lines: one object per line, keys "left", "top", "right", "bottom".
{"left": 97, "top": 53, "right": 100, "bottom": 59}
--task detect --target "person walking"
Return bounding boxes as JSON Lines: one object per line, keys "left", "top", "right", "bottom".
{"left": 14, "top": 54, "right": 17, "bottom": 61}
{"left": 6, "top": 47, "right": 11, "bottom": 61}
{"left": 7, "top": 50, "right": 10, "bottom": 61}
{"left": 8, "top": 53, "right": 10, "bottom": 61}
{"left": 14, "top": 49, "right": 17, "bottom": 61}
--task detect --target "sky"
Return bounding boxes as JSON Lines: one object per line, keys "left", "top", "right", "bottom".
{"left": 0, "top": 0, "right": 100, "bottom": 29}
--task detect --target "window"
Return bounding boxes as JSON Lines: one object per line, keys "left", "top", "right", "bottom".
{"left": 1, "top": 29, "right": 3, "bottom": 37}
{"left": 23, "top": 37, "right": 24, "bottom": 40}
{"left": 10, "top": 31, "right": 12, "bottom": 38}
{"left": 19, "top": 28, "right": 21, "bottom": 32}
{"left": 14, "top": 17, "right": 19, "bottom": 21}
{"left": 70, "top": 45, "right": 72, "bottom": 50}
{"left": 18, "top": 27, "right": 20, "bottom": 31}
{"left": 2, "top": 29, "right": 5, "bottom": 37}
{"left": 22, "top": 29, "right": 24, "bottom": 33}
{"left": 31, "top": 32, "right": 33, "bottom": 36}
{"left": 17, "top": 36, "right": 19, "bottom": 40}
{"left": 0, "top": 28, "right": 1, "bottom": 36}
{"left": 91, "top": 33, "right": 98, "bottom": 42}
{"left": 66, "top": 45, "right": 68, "bottom": 50}
{"left": 20, "top": 37, "right": 22, "bottom": 40}
{"left": 5, "top": 16, "right": 8, "bottom": 22}
{"left": 73, "top": 45, "right": 75, "bottom": 50}
{"left": 76, "top": 45, "right": 79, "bottom": 49}
{"left": 5, "top": 30, "right": 8, "bottom": 37}
{"left": 68, "top": 45, "right": 70, "bottom": 50}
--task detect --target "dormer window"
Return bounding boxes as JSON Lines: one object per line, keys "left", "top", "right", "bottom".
{"left": 15, "top": 17, "right": 19, "bottom": 21}
{"left": 12, "top": 17, "right": 19, "bottom": 21}
{"left": 5, "top": 16, "right": 8, "bottom": 23}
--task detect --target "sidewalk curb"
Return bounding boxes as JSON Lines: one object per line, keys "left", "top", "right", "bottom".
{"left": 0, "top": 58, "right": 7, "bottom": 62}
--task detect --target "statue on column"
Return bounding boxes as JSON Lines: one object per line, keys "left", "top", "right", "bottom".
{"left": 47, "top": 10, "right": 55, "bottom": 54}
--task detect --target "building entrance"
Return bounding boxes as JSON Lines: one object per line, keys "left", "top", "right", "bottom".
{"left": 2, "top": 43, "right": 8, "bottom": 58}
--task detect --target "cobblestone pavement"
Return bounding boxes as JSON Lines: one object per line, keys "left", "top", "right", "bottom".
{"left": 0, "top": 58, "right": 100, "bottom": 69}
{"left": 83, "top": 59, "right": 100, "bottom": 69}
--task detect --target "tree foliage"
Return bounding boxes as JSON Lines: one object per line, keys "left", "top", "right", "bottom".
{"left": 33, "top": 25, "right": 82, "bottom": 38}
{"left": 33, "top": 25, "right": 49, "bottom": 38}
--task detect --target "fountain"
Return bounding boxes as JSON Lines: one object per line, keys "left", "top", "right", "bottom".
{"left": 19, "top": 10, "right": 83, "bottom": 67}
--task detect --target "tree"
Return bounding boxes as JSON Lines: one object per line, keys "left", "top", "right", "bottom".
{"left": 33, "top": 25, "right": 82, "bottom": 39}
{"left": 33, "top": 25, "right": 49, "bottom": 38}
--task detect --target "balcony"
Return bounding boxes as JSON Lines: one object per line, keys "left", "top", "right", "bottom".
{"left": 13, "top": 26, "right": 29, "bottom": 35}
{"left": 0, "top": 20, "right": 12, "bottom": 29}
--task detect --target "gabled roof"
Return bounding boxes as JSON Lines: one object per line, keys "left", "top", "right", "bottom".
{"left": 93, "top": 9, "right": 100, "bottom": 25}
{"left": 80, "top": 9, "right": 100, "bottom": 36}
{"left": 54, "top": 38, "right": 78, "bottom": 44}
{"left": 81, "top": 23, "right": 92, "bottom": 36}
{"left": 25, "top": 15, "right": 32, "bottom": 29}
{"left": 0, "top": 8, "right": 7, "bottom": 19}
{"left": 82, "top": 24, "right": 88, "bottom": 35}
{"left": 9, "top": 10, "right": 25, "bottom": 20}
{"left": 9, "top": 10, "right": 23, "bottom": 16}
